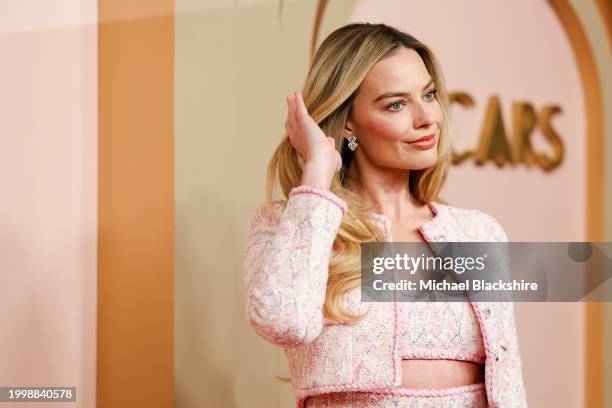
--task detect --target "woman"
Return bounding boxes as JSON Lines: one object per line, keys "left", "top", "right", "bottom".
{"left": 243, "top": 23, "right": 527, "bottom": 408}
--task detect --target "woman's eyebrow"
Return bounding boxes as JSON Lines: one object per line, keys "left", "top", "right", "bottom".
{"left": 373, "top": 77, "right": 434, "bottom": 103}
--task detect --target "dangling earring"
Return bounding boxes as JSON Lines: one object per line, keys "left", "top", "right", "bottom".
{"left": 347, "top": 135, "right": 359, "bottom": 151}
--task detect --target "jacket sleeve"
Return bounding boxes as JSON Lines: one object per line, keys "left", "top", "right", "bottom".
{"left": 242, "top": 185, "right": 347, "bottom": 347}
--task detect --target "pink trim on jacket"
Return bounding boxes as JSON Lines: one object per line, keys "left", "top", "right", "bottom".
{"left": 243, "top": 185, "right": 528, "bottom": 408}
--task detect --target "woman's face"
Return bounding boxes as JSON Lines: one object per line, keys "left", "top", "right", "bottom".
{"left": 346, "top": 47, "right": 443, "bottom": 171}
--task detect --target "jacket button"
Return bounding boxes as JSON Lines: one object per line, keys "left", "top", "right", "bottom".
{"left": 495, "top": 354, "right": 500, "bottom": 362}
{"left": 484, "top": 308, "right": 491, "bottom": 317}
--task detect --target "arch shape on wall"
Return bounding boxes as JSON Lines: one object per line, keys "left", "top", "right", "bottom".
{"left": 310, "top": 1, "right": 605, "bottom": 406}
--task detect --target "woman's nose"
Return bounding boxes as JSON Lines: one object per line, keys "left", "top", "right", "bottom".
{"left": 413, "top": 101, "right": 434, "bottom": 129}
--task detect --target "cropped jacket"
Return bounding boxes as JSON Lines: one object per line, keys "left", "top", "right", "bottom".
{"left": 242, "top": 185, "right": 528, "bottom": 408}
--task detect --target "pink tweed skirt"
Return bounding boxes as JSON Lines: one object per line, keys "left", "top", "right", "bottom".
{"left": 304, "top": 382, "right": 488, "bottom": 408}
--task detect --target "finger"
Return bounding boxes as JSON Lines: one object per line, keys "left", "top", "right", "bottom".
{"left": 292, "top": 92, "right": 301, "bottom": 126}
{"left": 285, "top": 107, "right": 295, "bottom": 132}
{"left": 286, "top": 94, "right": 293, "bottom": 120}
{"left": 327, "top": 137, "right": 336, "bottom": 150}
{"left": 284, "top": 119, "right": 293, "bottom": 140}
{"left": 287, "top": 93, "right": 297, "bottom": 129}
{"left": 295, "top": 91, "right": 309, "bottom": 124}
{"left": 285, "top": 117, "right": 294, "bottom": 143}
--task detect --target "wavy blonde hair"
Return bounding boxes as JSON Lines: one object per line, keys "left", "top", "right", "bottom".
{"left": 266, "top": 22, "right": 451, "bottom": 329}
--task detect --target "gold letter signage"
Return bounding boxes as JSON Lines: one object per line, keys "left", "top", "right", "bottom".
{"left": 450, "top": 92, "right": 564, "bottom": 171}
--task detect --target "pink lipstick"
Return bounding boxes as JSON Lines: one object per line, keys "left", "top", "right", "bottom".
{"left": 406, "top": 133, "right": 436, "bottom": 149}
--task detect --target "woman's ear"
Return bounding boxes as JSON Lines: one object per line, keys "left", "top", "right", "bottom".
{"left": 344, "top": 121, "right": 356, "bottom": 140}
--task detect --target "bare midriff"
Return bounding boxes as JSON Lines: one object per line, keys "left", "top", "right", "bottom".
{"left": 399, "top": 359, "right": 484, "bottom": 389}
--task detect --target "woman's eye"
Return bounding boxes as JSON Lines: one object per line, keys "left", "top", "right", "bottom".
{"left": 387, "top": 101, "right": 404, "bottom": 111}
{"left": 424, "top": 89, "right": 437, "bottom": 102}
{"left": 387, "top": 89, "right": 437, "bottom": 111}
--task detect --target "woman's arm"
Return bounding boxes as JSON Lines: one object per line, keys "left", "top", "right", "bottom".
{"left": 242, "top": 185, "right": 347, "bottom": 347}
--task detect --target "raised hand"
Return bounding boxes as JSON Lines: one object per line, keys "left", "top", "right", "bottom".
{"left": 285, "top": 91, "right": 342, "bottom": 189}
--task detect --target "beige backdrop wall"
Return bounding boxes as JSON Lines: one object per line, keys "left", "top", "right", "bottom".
{"left": 173, "top": 1, "right": 612, "bottom": 407}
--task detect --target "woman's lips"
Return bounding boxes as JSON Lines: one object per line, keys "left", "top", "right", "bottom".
{"left": 406, "top": 133, "right": 436, "bottom": 149}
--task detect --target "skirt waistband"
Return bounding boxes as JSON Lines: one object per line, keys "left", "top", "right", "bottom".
{"left": 374, "top": 382, "right": 485, "bottom": 397}
{"left": 304, "top": 382, "right": 487, "bottom": 408}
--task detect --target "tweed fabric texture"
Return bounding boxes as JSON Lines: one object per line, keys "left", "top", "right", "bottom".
{"left": 304, "top": 382, "right": 487, "bottom": 407}
{"left": 243, "top": 185, "right": 528, "bottom": 408}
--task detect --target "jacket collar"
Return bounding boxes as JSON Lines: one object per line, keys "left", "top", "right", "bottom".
{"left": 368, "top": 201, "right": 458, "bottom": 243}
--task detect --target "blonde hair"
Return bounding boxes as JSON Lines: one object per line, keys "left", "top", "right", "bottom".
{"left": 266, "top": 22, "right": 451, "bottom": 334}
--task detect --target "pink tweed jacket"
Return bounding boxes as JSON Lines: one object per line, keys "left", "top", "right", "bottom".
{"left": 243, "top": 185, "right": 528, "bottom": 408}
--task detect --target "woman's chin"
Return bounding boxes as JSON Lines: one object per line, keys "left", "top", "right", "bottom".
{"left": 400, "top": 150, "right": 438, "bottom": 169}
